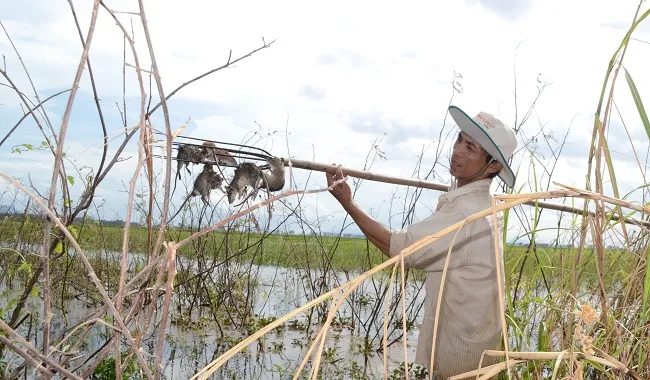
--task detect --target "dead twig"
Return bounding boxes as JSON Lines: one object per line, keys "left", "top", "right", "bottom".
{"left": 99, "top": 3, "right": 149, "bottom": 376}
{"left": 0, "top": 320, "right": 81, "bottom": 379}
{"left": 40, "top": 0, "right": 102, "bottom": 360}
{"left": 0, "top": 335, "right": 55, "bottom": 379}
{"left": 0, "top": 89, "right": 71, "bottom": 148}
{"left": 146, "top": 39, "right": 276, "bottom": 117}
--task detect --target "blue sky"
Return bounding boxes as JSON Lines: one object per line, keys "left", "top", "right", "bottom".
{"left": 1, "top": 0, "right": 649, "bottom": 244}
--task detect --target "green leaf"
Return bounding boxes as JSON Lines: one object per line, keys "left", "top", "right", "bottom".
{"left": 41, "top": 141, "right": 48, "bottom": 146}
{"left": 624, "top": 67, "right": 650, "bottom": 139}
{"left": 67, "top": 176, "right": 75, "bottom": 186}
{"left": 17, "top": 261, "right": 32, "bottom": 275}
{"left": 54, "top": 241, "right": 63, "bottom": 254}
{"left": 69, "top": 225, "right": 79, "bottom": 240}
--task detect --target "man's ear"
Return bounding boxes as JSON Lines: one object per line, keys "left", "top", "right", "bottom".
{"left": 487, "top": 159, "right": 503, "bottom": 175}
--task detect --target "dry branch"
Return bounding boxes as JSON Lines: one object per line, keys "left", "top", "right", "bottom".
{"left": 0, "top": 89, "right": 71, "bottom": 148}
{"left": 447, "top": 359, "right": 526, "bottom": 380}
{"left": 484, "top": 350, "right": 638, "bottom": 375}
{"left": 145, "top": 39, "right": 276, "bottom": 117}
{"left": 40, "top": 0, "right": 102, "bottom": 360}
{"left": 0, "top": 320, "right": 81, "bottom": 380}
{"left": 0, "top": 335, "right": 55, "bottom": 378}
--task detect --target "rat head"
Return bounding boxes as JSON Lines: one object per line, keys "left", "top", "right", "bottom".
{"left": 209, "top": 172, "right": 223, "bottom": 190}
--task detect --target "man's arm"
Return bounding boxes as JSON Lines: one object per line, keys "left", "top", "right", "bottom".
{"left": 326, "top": 166, "right": 392, "bottom": 257}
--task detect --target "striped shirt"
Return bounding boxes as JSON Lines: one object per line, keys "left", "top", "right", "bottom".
{"left": 389, "top": 178, "right": 504, "bottom": 379}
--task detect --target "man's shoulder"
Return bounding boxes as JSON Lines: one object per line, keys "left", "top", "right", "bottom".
{"left": 443, "top": 190, "right": 493, "bottom": 213}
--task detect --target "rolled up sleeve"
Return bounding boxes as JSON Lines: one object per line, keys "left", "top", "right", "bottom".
{"left": 389, "top": 206, "right": 470, "bottom": 272}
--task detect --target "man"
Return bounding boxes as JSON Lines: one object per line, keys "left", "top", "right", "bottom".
{"left": 326, "top": 105, "right": 518, "bottom": 379}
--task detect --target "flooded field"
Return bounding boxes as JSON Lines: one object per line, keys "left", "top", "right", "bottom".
{"left": 1, "top": 250, "right": 425, "bottom": 379}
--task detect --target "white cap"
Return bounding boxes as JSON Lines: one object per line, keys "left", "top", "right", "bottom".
{"left": 448, "top": 105, "right": 518, "bottom": 188}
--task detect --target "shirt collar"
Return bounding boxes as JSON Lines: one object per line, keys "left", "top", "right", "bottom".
{"left": 439, "top": 178, "right": 493, "bottom": 205}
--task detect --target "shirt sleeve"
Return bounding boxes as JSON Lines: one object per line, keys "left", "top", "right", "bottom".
{"left": 389, "top": 203, "right": 471, "bottom": 272}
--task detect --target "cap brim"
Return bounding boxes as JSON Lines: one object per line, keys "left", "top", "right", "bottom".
{"left": 448, "top": 105, "right": 516, "bottom": 188}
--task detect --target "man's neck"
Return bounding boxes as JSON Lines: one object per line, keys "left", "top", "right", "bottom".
{"left": 455, "top": 177, "right": 492, "bottom": 189}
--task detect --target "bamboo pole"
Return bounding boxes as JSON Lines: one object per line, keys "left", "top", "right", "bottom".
{"left": 283, "top": 158, "right": 650, "bottom": 228}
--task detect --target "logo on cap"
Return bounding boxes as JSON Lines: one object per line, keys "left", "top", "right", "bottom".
{"left": 476, "top": 114, "right": 496, "bottom": 129}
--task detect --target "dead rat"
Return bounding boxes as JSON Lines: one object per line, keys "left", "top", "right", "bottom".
{"left": 259, "top": 156, "right": 286, "bottom": 192}
{"left": 201, "top": 141, "right": 238, "bottom": 167}
{"left": 173, "top": 143, "right": 203, "bottom": 199}
{"left": 226, "top": 157, "right": 286, "bottom": 206}
{"left": 175, "top": 144, "right": 202, "bottom": 180}
{"left": 167, "top": 164, "right": 225, "bottom": 224}
{"left": 226, "top": 162, "right": 263, "bottom": 206}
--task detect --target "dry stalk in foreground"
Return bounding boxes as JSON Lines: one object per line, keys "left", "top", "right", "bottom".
{"left": 0, "top": 320, "right": 81, "bottom": 380}
{"left": 40, "top": 0, "right": 102, "bottom": 361}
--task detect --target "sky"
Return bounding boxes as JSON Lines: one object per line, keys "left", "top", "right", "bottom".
{"left": 1, "top": 0, "right": 649, "bottom": 245}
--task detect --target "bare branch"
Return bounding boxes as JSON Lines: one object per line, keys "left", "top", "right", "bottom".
{"left": 146, "top": 38, "right": 276, "bottom": 116}
{"left": 0, "top": 320, "right": 81, "bottom": 379}
{"left": 0, "top": 89, "right": 71, "bottom": 148}
{"left": 39, "top": 0, "right": 102, "bottom": 359}
{"left": 0, "top": 334, "right": 55, "bottom": 379}
{"left": 66, "top": 0, "right": 110, "bottom": 200}
{"left": 0, "top": 20, "right": 56, "bottom": 136}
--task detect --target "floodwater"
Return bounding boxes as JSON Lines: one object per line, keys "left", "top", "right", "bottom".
{"left": 1, "top": 250, "right": 426, "bottom": 379}
{"left": 1, "top": 246, "right": 560, "bottom": 379}
{"left": 162, "top": 264, "right": 425, "bottom": 379}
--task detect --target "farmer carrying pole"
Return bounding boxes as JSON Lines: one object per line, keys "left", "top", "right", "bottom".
{"left": 326, "top": 105, "right": 518, "bottom": 379}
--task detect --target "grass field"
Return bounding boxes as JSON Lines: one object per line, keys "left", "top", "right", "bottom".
{"left": 0, "top": 216, "right": 633, "bottom": 288}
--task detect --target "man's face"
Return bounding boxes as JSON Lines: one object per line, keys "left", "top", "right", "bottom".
{"left": 450, "top": 132, "right": 491, "bottom": 179}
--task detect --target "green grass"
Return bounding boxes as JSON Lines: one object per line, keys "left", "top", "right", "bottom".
{"left": 0, "top": 216, "right": 386, "bottom": 271}
{"left": 0, "top": 216, "right": 634, "bottom": 279}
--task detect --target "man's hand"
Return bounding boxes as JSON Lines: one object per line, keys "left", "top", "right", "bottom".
{"left": 326, "top": 164, "right": 352, "bottom": 205}
{"left": 326, "top": 164, "right": 392, "bottom": 256}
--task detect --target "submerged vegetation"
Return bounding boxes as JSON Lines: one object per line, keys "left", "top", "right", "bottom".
{"left": 1, "top": 1, "right": 650, "bottom": 379}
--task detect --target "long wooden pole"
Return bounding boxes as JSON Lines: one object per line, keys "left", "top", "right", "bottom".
{"left": 283, "top": 158, "right": 650, "bottom": 229}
